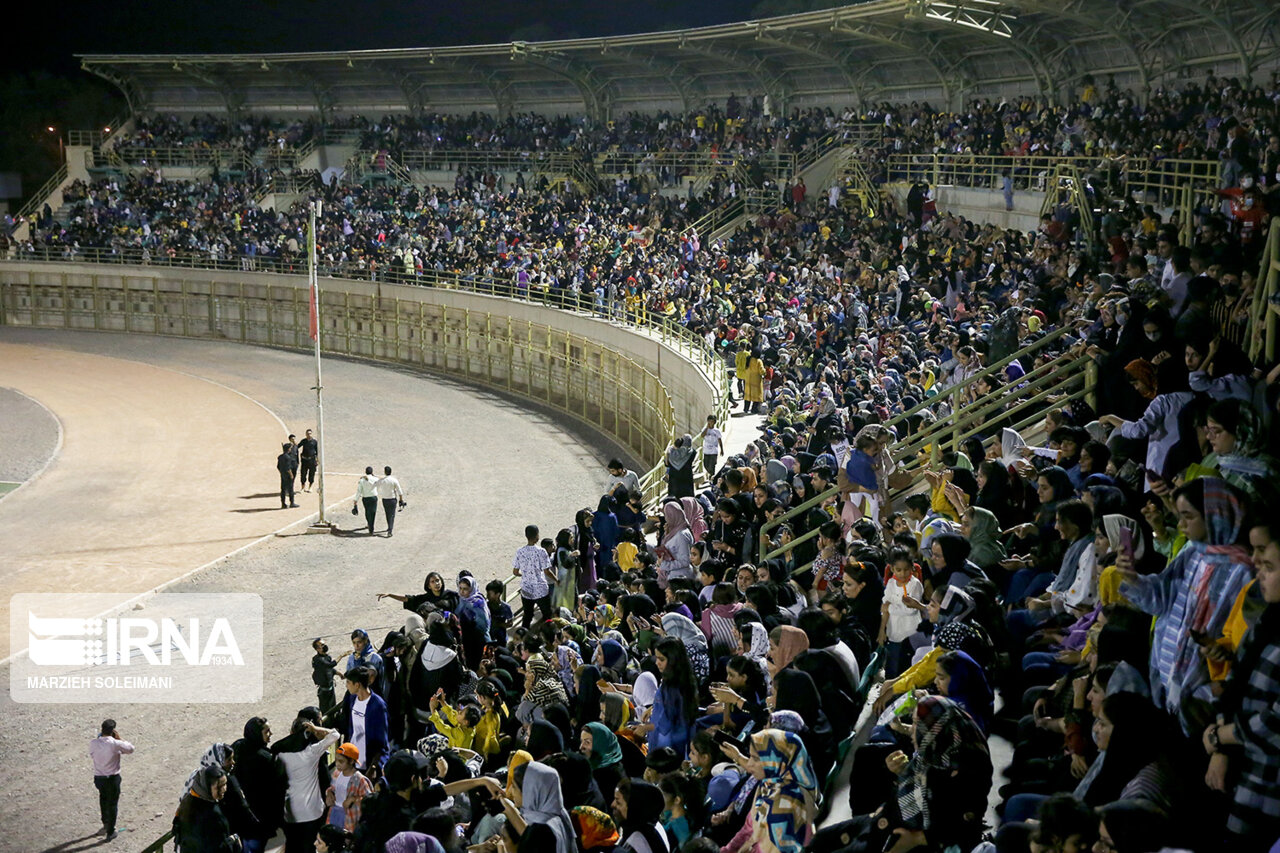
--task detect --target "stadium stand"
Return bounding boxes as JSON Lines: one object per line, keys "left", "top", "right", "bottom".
{"left": 3, "top": 0, "right": 1280, "bottom": 850}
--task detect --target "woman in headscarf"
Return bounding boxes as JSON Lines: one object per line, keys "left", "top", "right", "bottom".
{"left": 612, "top": 778, "right": 670, "bottom": 853}
{"left": 1121, "top": 477, "right": 1254, "bottom": 732}
{"left": 518, "top": 658, "right": 570, "bottom": 726}
{"left": 771, "top": 670, "right": 836, "bottom": 781}
{"left": 722, "top": 730, "right": 819, "bottom": 853}
{"left": 744, "top": 350, "right": 766, "bottom": 414}
{"left": 660, "top": 612, "right": 710, "bottom": 682}
{"left": 575, "top": 509, "right": 599, "bottom": 593}
{"left": 933, "top": 650, "right": 994, "bottom": 734}
{"left": 175, "top": 765, "right": 238, "bottom": 853}
{"left": 574, "top": 664, "right": 604, "bottom": 729}
{"left": 594, "top": 638, "right": 627, "bottom": 680}
{"left": 656, "top": 501, "right": 694, "bottom": 585}
{"left": 666, "top": 435, "right": 696, "bottom": 499}
{"left": 679, "top": 496, "right": 707, "bottom": 543}
{"left": 519, "top": 761, "right": 579, "bottom": 853}
{"left": 581, "top": 721, "right": 626, "bottom": 803}
{"left": 182, "top": 743, "right": 263, "bottom": 844}
{"left": 456, "top": 573, "right": 490, "bottom": 671}
{"left": 927, "top": 532, "right": 988, "bottom": 591}
{"left": 961, "top": 506, "right": 1007, "bottom": 572}
{"left": 572, "top": 805, "right": 621, "bottom": 853}
{"left": 505, "top": 750, "right": 533, "bottom": 799}
{"left": 1201, "top": 398, "right": 1280, "bottom": 500}
{"left": 767, "top": 625, "right": 810, "bottom": 677}
{"left": 593, "top": 496, "right": 622, "bottom": 577}
{"left": 1003, "top": 466, "right": 1077, "bottom": 606}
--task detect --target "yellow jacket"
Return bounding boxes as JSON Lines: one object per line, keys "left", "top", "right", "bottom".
{"left": 892, "top": 646, "right": 944, "bottom": 694}
{"left": 430, "top": 705, "right": 477, "bottom": 751}
{"left": 1208, "top": 579, "right": 1255, "bottom": 681}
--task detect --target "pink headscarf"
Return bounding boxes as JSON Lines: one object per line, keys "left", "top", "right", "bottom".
{"left": 680, "top": 497, "right": 707, "bottom": 542}
{"left": 662, "top": 500, "right": 690, "bottom": 543}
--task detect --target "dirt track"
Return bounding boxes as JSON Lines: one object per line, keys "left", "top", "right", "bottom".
{"left": 0, "top": 328, "right": 611, "bottom": 853}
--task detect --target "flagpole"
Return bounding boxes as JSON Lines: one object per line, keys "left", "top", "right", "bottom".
{"left": 309, "top": 199, "right": 334, "bottom": 531}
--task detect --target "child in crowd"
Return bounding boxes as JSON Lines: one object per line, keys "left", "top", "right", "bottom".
{"left": 485, "top": 579, "right": 512, "bottom": 647}
{"left": 429, "top": 689, "right": 481, "bottom": 750}
{"left": 311, "top": 638, "right": 338, "bottom": 712}
{"left": 881, "top": 548, "right": 927, "bottom": 678}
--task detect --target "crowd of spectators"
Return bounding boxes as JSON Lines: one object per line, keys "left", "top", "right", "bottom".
{"left": 113, "top": 114, "right": 319, "bottom": 154}
{"left": 10, "top": 82, "right": 1280, "bottom": 853}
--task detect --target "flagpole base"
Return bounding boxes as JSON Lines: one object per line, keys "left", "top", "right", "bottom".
{"left": 305, "top": 521, "right": 338, "bottom": 535}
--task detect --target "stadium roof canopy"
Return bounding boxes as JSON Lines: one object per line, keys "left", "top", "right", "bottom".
{"left": 80, "top": 0, "right": 1280, "bottom": 118}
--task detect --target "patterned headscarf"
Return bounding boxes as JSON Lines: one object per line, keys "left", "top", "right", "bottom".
{"left": 182, "top": 743, "right": 232, "bottom": 796}
{"left": 896, "top": 696, "right": 988, "bottom": 830}
{"left": 595, "top": 604, "right": 621, "bottom": 629}
{"left": 525, "top": 658, "right": 568, "bottom": 708}
{"left": 572, "top": 805, "right": 620, "bottom": 850}
{"left": 750, "top": 729, "right": 819, "bottom": 853}
{"left": 744, "top": 622, "right": 770, "bottom": 663}
{"left": 1201, "top": 477, "right": 1250, "bottom": 556}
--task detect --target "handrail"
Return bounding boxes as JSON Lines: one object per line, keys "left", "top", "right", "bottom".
{"left": 1249, "top": 217, "right": 1280, "bottom": 363}
{"left": 15, "top": 163, "right": 69, "bottom": 221}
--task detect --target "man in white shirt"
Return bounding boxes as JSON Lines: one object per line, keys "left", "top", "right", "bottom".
{"left": 699, "top": 414, "right": 724, "bottom": 477}
{"left": 89, "top": 718, "right": 134, "bottom": 840}
{"left": 375, "top": 466, "right": 405, "bottom": 537}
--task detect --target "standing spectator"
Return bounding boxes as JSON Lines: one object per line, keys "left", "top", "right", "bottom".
{"left": 666, "top": 435, "right": 696, "bottom": 499}
{"left": 513, "top": 524, "right": 555, "bottom": 628}
{"left": 174, "top": 765, "right": 238, "bottom": 853}
{"left": 89, "top": 718, "right": 134, "bottom": 841}
{"left": 375, "top": 466, "right": 405, "bottom": 537}
{"left": 232, "top": 717, "right": 283, "bottom": 853}
{"left": 298, "top": 428, "right": 318, "bottom": 492}
{"left": 274, "top": 714, "right": 340, "bottom": 851}
{"left": 311, "top": 639, "right": 339, "bottom": 712}
{"left": 341, "top": 667, "right": 390, "bottom": 772}
{"left": 700, "top": 414, "right": 724, "bottom": 478}
{"left": 277, "top": 442, "right": 298, "bottom": 509}
{"left": 354, "top": 467, "right": 379, "bottom": 535}
{"left": 1002, "top": 170, "right": 1014, "bottom": 211}
{"left": 606, "top": 459, "right": 642, "bottom": 498}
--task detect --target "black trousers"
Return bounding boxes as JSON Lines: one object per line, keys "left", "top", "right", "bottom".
{"left": 282, "top": 817, "right": 323, "bottom": 852}
{"left": 382, "top": 498, "right": 398, "bottom": 534}
{"left": 299, "top": 457, "right": 317, "bottom": 488}
{"left": 521, "top": 594, "right": 552, "bottom": 629}
{"left": 94, "top": 774, "right": 121, "bottom": 834}
{"left": 317, "top": 683, "right": 337, "bottom": 713}
{"left": 279, "top": 470, "right": 295, "bottom": 505}
{"left": 362, "top": 497, "right": 379, "bottom": 533}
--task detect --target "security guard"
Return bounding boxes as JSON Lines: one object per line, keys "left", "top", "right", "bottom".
{"left": 277, "top": 443, "right": 298, "bottom": 508}
{"left": 298, "top": 429, "right": 318, "bottom": 491}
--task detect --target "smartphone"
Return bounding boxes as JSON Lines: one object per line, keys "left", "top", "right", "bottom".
{"left": 1118, "top": 527, "right": 1134, "bottom": 563}
{"left": 713, "top": 729, "right": 744, "bottom": 750}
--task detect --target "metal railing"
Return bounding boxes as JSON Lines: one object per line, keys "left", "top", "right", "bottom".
{"left": 15, "top": 163, "right": 68, "bottom": 221}
{"left": 756, "top": 323, "right": 1094, "bottom": 570}
{"left": 391, "top": 148, "right": 579, "bottom": 175}
{"left": 1249, "top": 218, "right": 1280, "bottom": 363}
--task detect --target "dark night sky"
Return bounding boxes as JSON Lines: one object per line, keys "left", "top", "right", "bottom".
{"left": 7, "top": 0, "right": 771, "bottom": 72}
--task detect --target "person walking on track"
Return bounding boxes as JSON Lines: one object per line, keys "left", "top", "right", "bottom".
{"left": 376, "top": 467, "right": 405, "bottom": 537}
{"left": 355, "top": 468, "right": 379, "bottom": 535}
{"left": 298, "top": 429, "right": 318, "bottom": 492}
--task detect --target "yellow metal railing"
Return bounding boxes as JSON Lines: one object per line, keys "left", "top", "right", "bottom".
{"left": 15, "top": 163, "right": 69, "bottom": 221}
{"left": 1249, "top": 218, "right": 1280, "bottom": 363}
{"left": 756, "top": 323, "right": 1092, "bottom": 569}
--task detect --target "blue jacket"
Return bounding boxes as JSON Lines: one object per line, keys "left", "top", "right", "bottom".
{"left": 341, "top": 691, "right": 390, "bottom": 770}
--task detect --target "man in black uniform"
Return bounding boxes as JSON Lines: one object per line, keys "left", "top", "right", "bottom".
{"left": 277, "top": 443, "right": 298, "bottom": 508}
{"left": 298, "top": 429, "right": 318, "bottom": 492}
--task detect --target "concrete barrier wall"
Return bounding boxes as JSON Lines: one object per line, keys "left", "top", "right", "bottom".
{"left": 0, "top": 262, "right": 724, "bottom": 476}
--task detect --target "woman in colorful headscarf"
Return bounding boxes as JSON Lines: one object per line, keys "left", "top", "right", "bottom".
{"left": 581, "top": 721, "right": 626, "bottom": 803}
{"left": 660, "top": 612, "right": 710, "bottom": 682}
{"left": 679, "top": 496, "right": 707, "bottom": 543}
{"left": 572, "top": 805, "right": 621, "bottom": 853}
{"left": 657, "top": 501, "right": 694, "bottom": 585}
{"left": 517, "top": 658, "right": 569, "bottom": 725}
{"left": 1121, "top": 477, "right": 1254, "bottom": 733}
{"left": 888, "top": 697, "right": 993, "bottom": 852}
{"left": 721, "top": 730, "right": 819, "bottom": 853}
{"left": 1201, "top": 398, "right": 1280, "bottom": 500}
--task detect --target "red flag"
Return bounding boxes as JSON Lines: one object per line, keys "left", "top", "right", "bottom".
{"left": 309, "top": 282, "right": 318, "bottom": 341}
